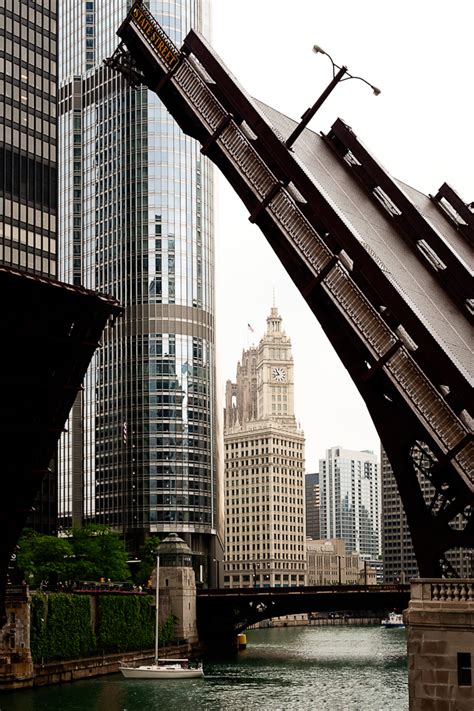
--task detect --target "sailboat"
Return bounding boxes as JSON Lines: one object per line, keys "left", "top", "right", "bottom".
{"left": 120, "top": 555, "right": 204, "bottom": 679}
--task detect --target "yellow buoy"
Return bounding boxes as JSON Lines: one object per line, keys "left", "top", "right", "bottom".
{"left": 237, "top": 633, "right": 247, "bottom": 649}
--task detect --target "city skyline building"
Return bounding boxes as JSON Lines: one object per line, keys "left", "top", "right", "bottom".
{"left": 1, "top": 1, "right": 57, "bottom": 279}
{"left": 319, "top": 446, "right": 380, "bottom": 560}
{"left": 305, "top": 538, "right": 377, "bottom": 586}
{"left": 223, "top": 307, "right": 306, "bottom": 588}
{"left": 305, "top": 472, "right": 320, "bottom": 540}
{"left": 381, "top": 447, "right": 472, "bottom": 581}
{"left": 1, "top": 0, "right": 58, "bottom": 534}
{"left": 381, "top": 447, "right": 419, "bottom": 583}
{"left": 57, "top": 0, "right": 223, "bottom": 579}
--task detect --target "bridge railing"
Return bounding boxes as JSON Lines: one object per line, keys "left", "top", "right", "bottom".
{"left": 197, "top": 583, "right": 410, "bottom": 596}
{"left": 410, "top": 579, "right": 474, "bottom": 605}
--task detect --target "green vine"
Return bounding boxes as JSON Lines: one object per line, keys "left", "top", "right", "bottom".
{"left": 30, "top": 594, "right": 48, "bottom": 661}
{"left": 158, "top": 612, "right": 175, "bottom": 646}
{"left": 30, "top": 593, "right": 176, "bottom": 662}
{"left": 30, "top": 593, "right": 96, "bottom": 662}
{"left": 96, "top": 595, "right": 155, "bottom": 653}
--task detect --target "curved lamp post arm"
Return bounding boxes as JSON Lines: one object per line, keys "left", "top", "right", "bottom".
{"left": 285, "top": 45, "right": 380, "bottom": 149}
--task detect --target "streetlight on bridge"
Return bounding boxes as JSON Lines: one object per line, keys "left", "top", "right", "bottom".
{"left": 285, "top": 44, "right": 381, "bottom": 149}
{"left": 252, "top": 561, "right": 258, "bottom": 588}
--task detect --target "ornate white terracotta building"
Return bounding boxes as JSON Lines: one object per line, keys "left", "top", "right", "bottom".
{"left": 223, "top": 307, "right": 306, "bottom": 588}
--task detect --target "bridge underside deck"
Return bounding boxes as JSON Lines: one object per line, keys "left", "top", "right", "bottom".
{"left": 197, "top": 585, "right": 411, "bottom": 641}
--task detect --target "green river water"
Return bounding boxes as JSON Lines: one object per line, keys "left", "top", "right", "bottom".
{"left": 0, "top": 625, "right": 408, "bottom": 711}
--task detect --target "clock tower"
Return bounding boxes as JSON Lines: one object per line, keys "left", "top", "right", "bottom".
{"left": 223, "top": 305, "right": 306, "bottom": 590}
{"left": 257, "top": 306, "right": 296, "bottom": 429}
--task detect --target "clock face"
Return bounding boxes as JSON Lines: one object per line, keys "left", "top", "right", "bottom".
{"left": 272, "top": 367, "right": 286, "bottom": 382}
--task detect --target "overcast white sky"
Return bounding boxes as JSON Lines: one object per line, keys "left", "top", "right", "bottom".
{"left": 209, "top": 0, "right": 473, "bottom": 472}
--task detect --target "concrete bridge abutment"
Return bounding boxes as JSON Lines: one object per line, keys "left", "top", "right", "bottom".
{"left": 405, "top": 578, "right": 473, "bottom": 710}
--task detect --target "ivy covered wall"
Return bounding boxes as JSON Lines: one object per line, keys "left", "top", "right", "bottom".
{"left": 30, "top": 593, "right": 174, "bottom": 663}
{"left": 96, "top": 594, "right": 155, "bottom": 653}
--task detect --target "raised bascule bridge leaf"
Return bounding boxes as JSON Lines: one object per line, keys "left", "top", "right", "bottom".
{"left": 0, "top": 266, "right": 122, "bottom": 624}
{"left": 106, "top": 1, "right": 473, "bottom": 576}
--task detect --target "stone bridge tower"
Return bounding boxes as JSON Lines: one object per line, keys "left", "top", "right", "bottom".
{"left": 156, "top": 533, "right": 198, "bottom": 644}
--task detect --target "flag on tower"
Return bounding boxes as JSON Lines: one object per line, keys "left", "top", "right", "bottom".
{"left": 247, "top": 323, "right": 254, "bottom": 333}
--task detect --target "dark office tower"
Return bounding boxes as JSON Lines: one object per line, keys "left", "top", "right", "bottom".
{"left": 305, "top": 473, "right": 320, "bottom": 540}
{"left": 381, "top": 447, "right": 471, "bottom": 581}
{"left": 57, "top": 0, "right": 223, "bottom": 579}
{"left": 381, "top": 447, "right": 419, "bottom": 583}
{"left": 0, "top": 0, "right": 58, "bottom": 533}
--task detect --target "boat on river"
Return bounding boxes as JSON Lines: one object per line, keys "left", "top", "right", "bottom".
{"left": 120, "top": 659, "right": 203, "bottom": 679}
{"left": 381, "top": 612, "right": 405, "bottom": 628}
{"left": 119, "top": 555, "right": 204, "bottom": 680}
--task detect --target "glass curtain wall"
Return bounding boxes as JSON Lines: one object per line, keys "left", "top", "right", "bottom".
{"left": 58, "top": 0, "right": 221, "bottom": 569}
{"left": 0, "top": 0, "right": 57, "bottom": 278}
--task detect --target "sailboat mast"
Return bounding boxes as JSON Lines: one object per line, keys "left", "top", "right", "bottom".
{"left": 155, "top": 554, "right": 160, "bottom": 664}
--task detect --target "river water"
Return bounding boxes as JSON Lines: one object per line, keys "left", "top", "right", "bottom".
{"left": 1, "top": 626, "right": 408, "bottom": 711}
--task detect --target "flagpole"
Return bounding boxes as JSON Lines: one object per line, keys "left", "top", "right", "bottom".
{"left": 246, "top": 323, "right": 252, "bottom": 348}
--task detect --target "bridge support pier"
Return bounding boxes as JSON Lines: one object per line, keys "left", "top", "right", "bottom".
{"left": 0, "top": 585, "right": 33, "bottom": 690}
{"left": 405, "top": 579, "right": 474, "bottom": 710}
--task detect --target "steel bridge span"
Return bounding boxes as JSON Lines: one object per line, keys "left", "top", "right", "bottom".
{"left": 111, "top": 2, "right": 473, "bottom": 576}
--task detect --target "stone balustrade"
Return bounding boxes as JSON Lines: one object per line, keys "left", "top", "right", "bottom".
{"left": 410, "top": 579, "right": 474, "bottom": 605}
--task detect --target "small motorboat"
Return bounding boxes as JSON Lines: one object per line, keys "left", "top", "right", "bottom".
{"left": 381, "top": 612, "right": 405, "bottom": 629}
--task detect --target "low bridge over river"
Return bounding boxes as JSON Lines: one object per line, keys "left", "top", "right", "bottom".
{"left": 197, "top": 584, "right": 410, "bottom": 644}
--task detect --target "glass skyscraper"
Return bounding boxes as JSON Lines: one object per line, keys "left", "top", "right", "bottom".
{"left": 319, "top": 446, "right": 380, "bottom": 559}
{"left": 58, "top": 0, "right": 222, "bottom": 576}
{"left": 1, "top": 0, "right": 58, "bottom": 534}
